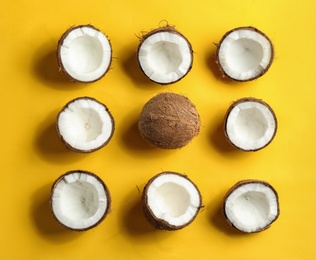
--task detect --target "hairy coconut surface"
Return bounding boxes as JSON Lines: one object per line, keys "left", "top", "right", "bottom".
{"left": 56, "top": 96, "right": 115, "bottom": 153}
{"left": 216, "top": 26, "right": 274, "bottom": 81}
{"left": 142, "top": 172, "right": 202, "bottom": 230}
{"left": 50, "top": 170, "right": 111, "bottom": 231}
{"left": 137, "top": 26, "right": 193, "bottom": 85}
{"left": 138, "top": 92, "right": 200, "bottom": 149}
{"left": 57, "top": 24, "right": 112, "bottom": 83}
{"left": 223, "top": 180, "right": 280, "bottom": 233}
{"left": 224, "top": 97, "right": 277, "bottom": 151}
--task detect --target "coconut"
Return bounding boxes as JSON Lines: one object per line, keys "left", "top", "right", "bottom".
{"left": 142, "top": 172, "right": 202, "bottom": 230}
{"left": 216, "top": 26, "right": 274, "bottom": 81}
{"left": 56, "top": 96, "right": 115, "bottom": 153}
{"left": 57, "top": 24, "right": 112, "bottom": 83}
{"left": 50, "top": 170, "right": 111, "bottom": 231}
{"left": 223, "top": 180, "right": 280, "bottom": 233}
{"left": 224, "top": 97, "right": 277, "bottom": 151}
{"left": 137, "top": 25, "right": 193, "bottom": 84}
{"left": 138, "top": 92, "right": 200, "bottom": 149}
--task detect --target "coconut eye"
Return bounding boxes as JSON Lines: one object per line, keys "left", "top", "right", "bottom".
{"left": 223, "top": 180, "right": 280, "bottom": 233}
{"left": 137, "top": 26, "right": 193, "bottom": 85}
{"left": 142, "top": 172, "right": 202, "bottom": 230}
{"left": 216, "top": 26, "right": 274, "bottom": 81}
{"left": 57, "top": 25, "right": 112, "bottom": 83}
{"left": 56, "top": 97, "right": 115, "bottom": 153}
{"left": 138, "top": 92, "right": 200, "bottom": 149}
{"left": 50, "top": 170, "right": 111, "bottom": 231}
{"left": 224, "top": 97, "right": 277, "bottom": 151}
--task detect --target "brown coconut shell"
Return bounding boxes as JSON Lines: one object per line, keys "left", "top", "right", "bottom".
{"left": 215, "top": 26, "right": 274, "bottom": 82}
{"left": 224, "top": 97, "right": 278, "bottom": 152}
{"left": 57, "top": 24, "right": 112, "bottom": 83}
{"left": 50, "top": 170, "right": 112, "bottom": 232}
{"left": 223, "top": 179, "right": 280, "bottom": 233}
{"left": 137, "top": 25, "right": 194, "bottom": 85}
{"left": 138, "top": 92, "right": 200, "bottom": 149}
{"left": 142, "top": 172, "right": 202, "bottom": 231}
{"left": 56, "top": 96, "right": 115, "bottom": 153}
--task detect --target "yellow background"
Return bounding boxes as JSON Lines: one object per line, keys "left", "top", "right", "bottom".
{"left": 1, "top": 0, "right": 316, "bottom": 259}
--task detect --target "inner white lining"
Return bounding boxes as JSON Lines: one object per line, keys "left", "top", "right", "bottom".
{"left": 148, "top": 41, "right": 182, "bottom": 74}
{"left": 154, "top": 183, "right": 190, "bottom": 217}
{"left": 218, "top": 29, "right": 272, "bottom": 80}
{"left": 146, "top": 173, "right": 200, "bottom": 226}
{"left": 225, "top": 182, "right": 278, "bottom": 232}
{"left": 68, "top": 36, "right": 103, "bottom": 73}
{"left": 58, "top": 98, "right": 113, "bottom": 151}
{"left": 226, "top": 101, "right": 276, "bottom": 150}
{"left": 60, "top": 26, "right": 111, "bottom": 82}
{"left": 138, "top": 31, "right": 192, "bottom": 84}
{"left": 59, "top": 181, "right": 99, "bottom": 220}
{"left": 52, "top": 172, "right": 108, "bottom": 230}
{"left": 227, "top": 39, "right": 263, "bottom": 73}
{"left": 235, "top": 107, "right": 268, "bottom": 141}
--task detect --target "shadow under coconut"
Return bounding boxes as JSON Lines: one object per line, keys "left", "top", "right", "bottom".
{"left": 205, "top": 48, "right": 244, "bottom": 85}
{"left": 209, "top": 113, "right": 239, "bottom": 154}
{"left": 208, "top": 193, "right": 245, "bottom": 237}
{"left": 209, "top": 112, "right": 258, "bottom": 160}
{"left": 34, "top": 110, "right": 87, "bottom": 164}
{"left": 205, "top": 48, "right": 225, "bottom": 81}
{"left": 205, "top": 48, "right": 257, "bottom": 87}
{"left": 120, "top": 44, "right": 159, "bottom": 89}
{"left": 121, "top": 118, "right": 155, "bottom": 151}
{"left": 32, "top": 42, "right": 85, "bottom": 89}
{"left": 30, "top": 183, "right": 82, "bottom": 243}
{"left": 120, "top": 188, "right": 171, "bottom": 241}
{"left": 119, "top": 111, "right": 175, "bottom": 158}
{"left": 121, "top": 197, "right": 156, "bottom": 235}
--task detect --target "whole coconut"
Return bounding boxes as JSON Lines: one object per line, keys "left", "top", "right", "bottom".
{"left": 138, "top": 92, "right": 200, "bottom": 149}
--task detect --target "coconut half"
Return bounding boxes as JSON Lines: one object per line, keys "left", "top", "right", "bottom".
{"left": 137, "top": 26, "right": 193, "bottom": 84}
{"left": 138, "top": 92, "right": 200, "bottom": 149}
{"left": 223, "top": 180, "right": 279, "bottom": 233}
{"left": 56, "top": 96, "right": 115, "bottom": 153}
{"left": 216, "top": 26, "right": 274, "bottom": 81}
{"left": 224, "top": 97, "right": 277, "bottom": 151}
{"left": 57, "top": 24, "right": 112, "bottom": 83}
{"left": 142, "top": 172, "right": 202, "bottom": 230}
{"left": 50, "top": 170, "right": 111, "bottom": 231}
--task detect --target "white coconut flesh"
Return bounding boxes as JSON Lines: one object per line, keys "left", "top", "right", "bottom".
{"left": 57, "top": 97, "right": 114, "bottom": 152}
{"left": 225, "top": 100, "right": 276, "bottom": 151}
{"left": 224, "top": 182, "right": 279, "bottom": 233}
{"left": 146, "top": 173, "right": 201, "bottom": 227}
{"left": 218, "top": 28, "right": 273, "bottom": 81}
{"left": 51, "top": 171, "right": 109, "bottom": 230}
{"left": 59, "top": 26, "right": 111, "bottom": 82}
{"left": 138, "top": 31, "right": 192, "bottom": 84}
